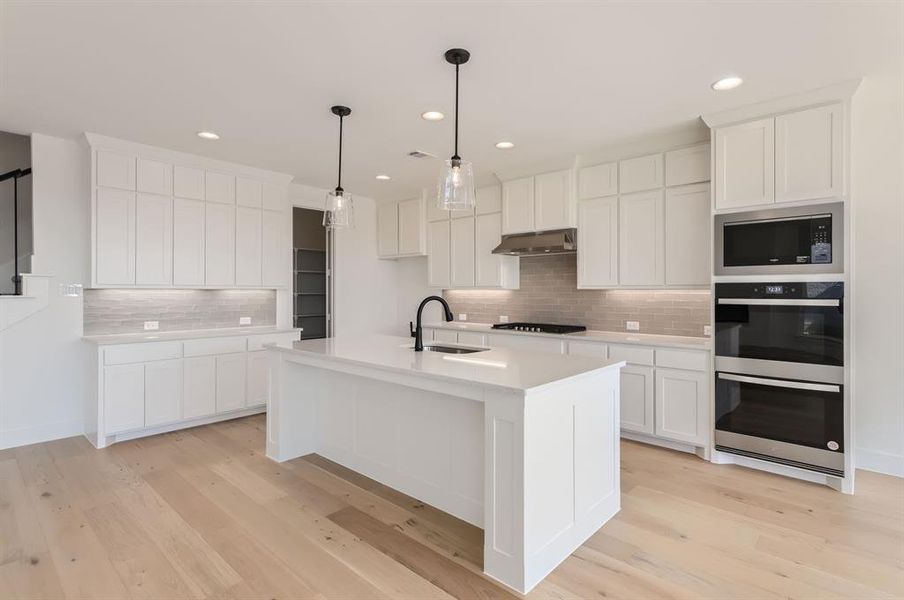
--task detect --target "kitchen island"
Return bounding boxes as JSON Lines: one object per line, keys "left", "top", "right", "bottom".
{"left": 266, "top": 335, "right": 624, "bottom": 593}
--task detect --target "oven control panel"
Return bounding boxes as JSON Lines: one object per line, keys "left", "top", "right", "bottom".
{"left": 715, "top": 281, "right": 844, "bottom": 300}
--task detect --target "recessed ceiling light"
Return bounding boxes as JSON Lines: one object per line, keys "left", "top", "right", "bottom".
{"left": 711, "top": 76, "right": 743, "bottom": 91}
{"left": 197, "top": 131, "right": 220, "bottom": 140}
{"left": 495, "top": 141, "right": 515, "bottom": 149}
{"left": 421, "top": 111, "right": 445, "bottom": 121}
{"left": 375, "top": 174, "right": 391, "bottom": 181}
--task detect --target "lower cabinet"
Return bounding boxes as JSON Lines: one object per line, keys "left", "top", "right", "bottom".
{"left": 103, "top": 364, "right": 145, "bottom": 434}
{"left": 183, "top": 355, "right": 216, "bottom": 419}
{"left": 654, "top": 367, "right": 708, "bottom": 445}
{"left": 246, "top": 351, "right": 269, "bottom": 408}
{"left": 216, "top": 353, "right": 247, "bottom": 412}
{"left": 619, "top": 365, "right": 655, "bottom": 435}
{"left": 144, "top": 359, "right": 183, "bottom": 427}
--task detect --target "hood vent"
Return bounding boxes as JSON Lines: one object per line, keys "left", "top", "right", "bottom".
{"left": 492, "top": 228, "right": 577, "bottom": 257}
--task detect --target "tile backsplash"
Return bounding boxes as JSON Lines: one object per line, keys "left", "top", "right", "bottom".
{"left": 84, "top": 289, "right": 276, "bottom": 335}
{"left": 443, "top": 254, "right": 711, "bottom": 337}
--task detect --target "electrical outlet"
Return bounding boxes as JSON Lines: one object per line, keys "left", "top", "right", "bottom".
{"left": 703, "top": 325, "right": 712, "bottom": 336}
{"left": 458, "top": 313, "right": 467, "bottom": 321}
{"left": 626, "top": 321, "right": 640, "bottom": 331}
{"left": 499, "top": 315, "right": 509, "bottom": 323}
{"left": 240, "top": 316, "right": 252, "bottom": 325}
{"left": 144, "top": 321, "right": 159, "bottom": 331}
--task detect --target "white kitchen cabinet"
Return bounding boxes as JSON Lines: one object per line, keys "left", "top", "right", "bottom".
{"left": 398, "top": 197, "right": 425, "bottom": 255}
{"left": 377, "top": 202, "right": 399, "bottom": 258}
{"left": 205, "top": 202, "right": 236, "bottom": 286}
{"left": 174, "top": 165, "right": 204, "bottom": 200}
{"left": 135, "top": 193, "right": 173, "bottom": 286}
{"left": 618, "top": 190, "right": 664, "bottom": 286}
{"left": 457, "top": 331, "right": 487, "bottom": 347}
{"left": 664, "top": 183, "right": 710, "bottom": 286}
{"left": 450, "top": 217, "right": 475, "bottom": 287}
{"left": 205, "top": 171, "right": 235, "bottom": 204}
{"left": 502, "top": 176, "right": 535, "bottom": 234}
{"left": 144, "top": 359, "right": 183, "bottom": 428}
{"left": 95, "top": 187, "right": 136, "bottom": 285}
{"left": 96, "top": 150, "right": 136, "bottom": 190}
{"left": 261, "top": 210, "right": 285, "bottom": 287}
{"left": 475, "top": 185, "right": 502, "bottom": 215}
{"left": 654, "top": 367, "right": 708, "bottom": 445}
{"left": 235, "top": 206, "right": 263, "bottom": 286}
{"left": 567, "top": 340, "right": 609, "bottom": 358}
{"left": 475, "top": 212, "right": 518, "bottom": 289}
{"left": 491, "top": 333, "right": 564, "bottom": 354}
{"left": 534, "top": 169, "right": 574, "bottom": 230}
{"left": 246, "top": 351, "right": 269, "bottom": 408}
{"left": 665, "top": 144, "right": 710, "bottom": 187}
{"left": 577, "top": 196, "right": 618, "bottom": 288}
{"left": 714, "top": 118, "right": 775, "bottom": 210}
{"left": 619, "top": 153, "right": 663, "bottom": 193}
{"left": 427, "top": 220, "right": 451, "bottom": 288}
{"left": 426, "top": 194, "right": 449, "bottom": 222}
{"left": 104, "top": 364, "right": 145, "bottom": 434}
{"left": 775, "top": 104, "right": 843, "bottom": 203}
{"left": 262, "top": 182, "right": 286, "bottom": 211}
{"left": 578, "top": 162, "right": 618, "bottom": 199}
{"left": 432, "top": 329, "right": 458, "bottom": 344}
{"left": 216, "top": 353, "right": 247, "bottom": 413}
{"left": 173, "top": 198, "right": 206, "bottom": 286}
{"left": 137, "top": 158, "right": 173, "bottom": 196}
{"left": 620, "top": 365, "right": 654, "bottom": 435}
{"left": 183, "top": 355, "right": 216, "bottom": 419}
{"left": 236, "top": 177, "right": 263, "bottom": 208}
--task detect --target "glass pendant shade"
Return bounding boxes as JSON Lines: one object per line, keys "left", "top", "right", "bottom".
{"left": 436, "top": 158, "right": 475, "bottom": 211}
{"left": 322, "top": 189, "right": 354, "bottom": 229}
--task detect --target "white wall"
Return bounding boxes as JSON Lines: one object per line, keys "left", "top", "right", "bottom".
{"left": 852, "top": 74, "right": 904, "bottom": 477}
{"left": 0, "top": 133, "right": 90, "bottom": 449}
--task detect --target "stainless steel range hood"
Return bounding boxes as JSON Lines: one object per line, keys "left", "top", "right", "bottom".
{"left": 491, "top": 228, "right": 577, "bottom": 256}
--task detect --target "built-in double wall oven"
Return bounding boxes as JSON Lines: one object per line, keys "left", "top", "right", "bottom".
{"left": 714, "top": 281, "right": 845, "bottom": 476}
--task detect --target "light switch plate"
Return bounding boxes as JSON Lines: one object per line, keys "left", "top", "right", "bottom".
{"left": 703, "top": 325, "right": 712, "bottom": 336}
{"left": 458, "top": 313, "right": 467, "bottom": 321}
{"left": 499, "top": 315, "right": 509, "bottom": 323}
{"left": 626, "top": 321, "right": 640, "bottom": 331}
{"left": 144, "top": 321, "right": 159, "bottom": 331}
{"left": 240, "top": 316, "right": 252, "bottom": 325}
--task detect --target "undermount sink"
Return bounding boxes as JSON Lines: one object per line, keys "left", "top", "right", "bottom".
{"left": 422, "top": 345, "right": 488, "bottom": 354}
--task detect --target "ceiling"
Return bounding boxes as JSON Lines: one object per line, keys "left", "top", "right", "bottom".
{"left": 1, "top": 1, "right": 900, "bottom": 201}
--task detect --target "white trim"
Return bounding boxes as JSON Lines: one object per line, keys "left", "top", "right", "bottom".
{"left": 620, "top": 430, "right": 700, "bottom": 454}
{"left": 856, "top": 447, "right": 904, "bottom": 478}
{"left": 93, "top": 406, "right": 266, "bottom": 448}
{"left": 0, "top": 417, "right": 84, "bottom": 450}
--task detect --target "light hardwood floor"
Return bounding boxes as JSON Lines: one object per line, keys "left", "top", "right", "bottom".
{"left": 1, "top": 414, "right": 902, "bottom": 599}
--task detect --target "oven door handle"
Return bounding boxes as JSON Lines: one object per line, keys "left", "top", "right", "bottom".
{"left": 717, "top": 298, "right": 841, "bottom": 307}
{"left": 718, "top": 373, "right": 841, "bottom": 393}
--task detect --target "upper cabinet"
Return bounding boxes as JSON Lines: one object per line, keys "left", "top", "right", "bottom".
{"left": 664, "top": 183, "right": 710, "bottom": 286}
{"left": 501, "top": 176, "right": 535, "bottom": 234}
{"left": 377, "top": 196, "right": 426, "bottom": 259}
{"left": 618, "top": 190, "right": 665, "bottom": 286}
{"left": 89, "top": 134, "right": 291, "bottom": 289}
{"left": 577, "top": 196, "right": 618, "bottom": 288}
{"left": 501, "top": 169, "right": 575, "bottom": 234}
{"left": 665, "top": 144, "right": 710, "bottom": 187}
{"left": 714, "top": 118, "right": 775, "bottom": 210}
{"left": 619, "top": 153, "right": 663, "bottom": 193}
{"left": 578, "top": 162, "right": 617, "bottom": 199}
{"left": 377, "top": 202, "right": 399, "bottom": 257}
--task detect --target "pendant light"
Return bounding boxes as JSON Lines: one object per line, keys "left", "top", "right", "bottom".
{"left": 436, "top": 48, "right": 475, "bottom": 211}
{"left": 323, "top": 105, "right": 355, "bottom": 229}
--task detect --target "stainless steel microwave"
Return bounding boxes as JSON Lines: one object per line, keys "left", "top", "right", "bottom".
{"left": 714, "top": 203, "right": 843, "bottom": 276}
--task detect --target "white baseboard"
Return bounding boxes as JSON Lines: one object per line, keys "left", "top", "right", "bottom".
{"left": 856, "top": 447, "right": 904, "bottom": 478}
{"left": 0, "top": 417, "right": 84, "bottom": 450}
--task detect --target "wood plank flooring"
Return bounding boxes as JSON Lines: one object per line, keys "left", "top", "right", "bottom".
{"left": 1, "top": 415, "right": 902, "bottom": 599}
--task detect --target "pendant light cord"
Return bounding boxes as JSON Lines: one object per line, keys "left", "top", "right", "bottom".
{"left": 453, "top": 63, "right": 460, "bottom": 160}
{"left": 336, "top": 115, "right": 344, "bottom": 192}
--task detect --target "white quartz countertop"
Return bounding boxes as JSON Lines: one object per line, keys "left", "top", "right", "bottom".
{"left": 271, "top": 335, "right": 625, "bottom": 393}
{"left": 83, "top": 326, "right": 300, "bottom": 345}
{"left": 423, "top": 321, "right": 711, "bottom": 350}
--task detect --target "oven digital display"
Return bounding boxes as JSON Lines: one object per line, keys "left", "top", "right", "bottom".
{"left": 765, "top": 285, "right": 784, "bottom": 295}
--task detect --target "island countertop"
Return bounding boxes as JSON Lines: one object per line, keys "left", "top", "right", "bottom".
{"left": 271, "top": 334, "right": 624, "bottom": 393}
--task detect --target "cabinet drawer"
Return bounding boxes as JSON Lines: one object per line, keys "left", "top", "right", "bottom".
{"left": 609, "top": 344, "right": 654, "bottom": 366}
{"left": 183, "top": 336, "right": 247, "bottom": 357}
{"left": 567, "top": 340, "right": 608, "bottom": 358}
{"left": 491, "top": 333, "right": 565, "bottom": 354}
{"left": 247, "top": 332, "right": 299, "bottom": 351}
{"left": 104, "top": 341, "right": 182, "bottom": 365}
{"left": 655, "top": 348, "right": 709, "bottom": 371}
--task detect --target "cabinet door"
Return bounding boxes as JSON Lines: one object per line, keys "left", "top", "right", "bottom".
{"left": 104, "top": 364, "right": 144, "bottom": 434}
{"left": 714, "top": 118, "right": 775, "bottom": 209}
{"left": 216, "top": 352, "right": 247, "bottom": 413}
{"left": 205, "top": 203, "right": 235, "bottom": 286}
{"left": 427, "top": 220, "right": 451, "bottom": 288}
{"left": 579, "top": 162, "right": 618, "bottom": 199}
{"left": 262, "top": 182, "right": 286, "bottom": 211}
{"left": 377, "top": 202, "right": 399, "bottom": 257}
{"left": 144, "top": 358, "right": 182, "bottom": 427}
{"left": 246, "top": 350, "right": 269, "bottom": 408}
{"left": 173, "top": 198, "right": 206, "bottom": 286}
{"left": 262, "top": 210, "right": 285, "bottom": 287}
{"left": 620, "top": 364, "right": 654, "bottom": 435}
{"left": 432, "top": 329, "right": 458, "bottom": 344}
{"left": 183, "top": 356, "right": 216, "bottom": 419}
{"left": 618, "top": 190, "right": 664, "bottom": 286}
{"left": 491, "top": 333, "right": 564, "bottom": 354}
{"left": 568, "top": 340, "right": 608, "bottom": 358}
{"left": 577, "top": 197, "right": 618, "bottom": 288}
{"left": 96, "top": 150, "right": 136, "bottom": 190}
{"left": 664, "top": 183, "right": 710, "bottom": 286}
{"left": 534, "top": 170, "right": 573, "bottom": 230}
{"left": 450, "top": 217, "right": 475, "bottom": 287}
{"left": 236, "top": 177, "right": 263, "bottom": 208}
{"left": 135, "top": 193, "right": 173, "bottom": 286}
{"left": 501, "top": 177, "right": 535, "bottom": 234}
{"left": 775, "top": 104, "right": 843, "bottom": 203}
{"left": 457, "top": 332, "right": 487, "bottom": 347}
{"left": 619, "top": 153, "right": 663, "bottom": 193}
{"left": 137, "top": 158, "right": 173, "bottom": 195}
{"left": 425, "top": 193, "right": 449, "bottom": 222}
{"left": 655, "top": 368, "right": 708, "bottom": 446}
{"left": 174, "top": 165, "right": 204, "bottom": 200}
{"left": 475, "top": 185, "right": 502, "bottom": 215}
{"left": 665, "top": 144, "right": 710, "bottom": 187}
{"left": 205, "top": 171, "right": 235, "bottom": 204}
{"left": 95, "top": 187, "right": 136, "bottom": 285}
{"left": 398, "top": 198, "right": 425, "bottom": 255}
{"left": 235, "top": 206, "right": 263, "bottom": 286}
{"left": 475, "top": 212, "right": 509, "bottom": 288}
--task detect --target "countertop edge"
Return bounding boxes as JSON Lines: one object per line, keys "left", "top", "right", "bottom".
{"left": 83, "top": 327, "right": 302, "bottom": 345}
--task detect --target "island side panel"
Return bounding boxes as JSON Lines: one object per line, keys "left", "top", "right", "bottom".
{"left": 266, "top": 351, "right": 319, "bottom": 462}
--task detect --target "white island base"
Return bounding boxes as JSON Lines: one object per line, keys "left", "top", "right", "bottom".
{"left": 266, "top": 336, "right": 624, "bottom": 593}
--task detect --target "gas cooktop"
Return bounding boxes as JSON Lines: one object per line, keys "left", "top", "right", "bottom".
{"left": 492, "top": 322, "right": 587, "bottom": 334}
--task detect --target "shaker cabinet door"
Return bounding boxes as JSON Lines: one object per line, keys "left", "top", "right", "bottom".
{"left": 450, "top": 217, "right": 475, "bottom": 287}
{"left": 714, "top": 118, "right": 775, "bottom": 210}
{"left": 618, "top": 190, "right": 664, "bottom": 286}
{"left": 144, "top": 359, "right": 182, "bottom": 427}
{"left": 183, "top": 356, "right": 216, "bottom": 419}
{"left": 173, "top": 198, "right": 206, "bottom": 286}
{"left": 216, "top": 353, "right": 247, "bottom": 413}
{"left": 577, "top": 196, "right": 618, "bottom": 288}
{"left": 501, "top": 177, "right": 535, "bottom": 234}
{"left": 427, "top": 220, "right": 451, "bottom": 288}
{"left": 654, "top": 368, "right": 708, "bottom": 446}
{"left": 104, "top": 364, "right": 145, "bottom": 434}
{"left": 235, "top": 206, "right": 263, "bottom": 286}
{"left": 664, "top": 183, "right": 710, "bottom": 286}
{"left": 619, "top": 365, "right": 654, "bottom": 435}
{"left": 135, "top": 193, "right": 173, "bottom": 286}
{"left": 205, "top": 203, "right": 236, "bottom": 286}
{"left": 95, "top": 187, "right": 136, "bottom": 285}
{"left": 775, "top": 104, "right": 843, "bottom": 203}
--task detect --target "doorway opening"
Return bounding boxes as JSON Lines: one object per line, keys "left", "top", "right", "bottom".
{"left": 292, "top": 207, "right": 332, "bottom": 340}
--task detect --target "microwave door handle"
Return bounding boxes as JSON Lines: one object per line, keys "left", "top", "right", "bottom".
{"left": 718, "top": 373, "right": 841, "bottom": 393}
{"left": 716, "top": 298, "right": 841, "bottom": 307}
